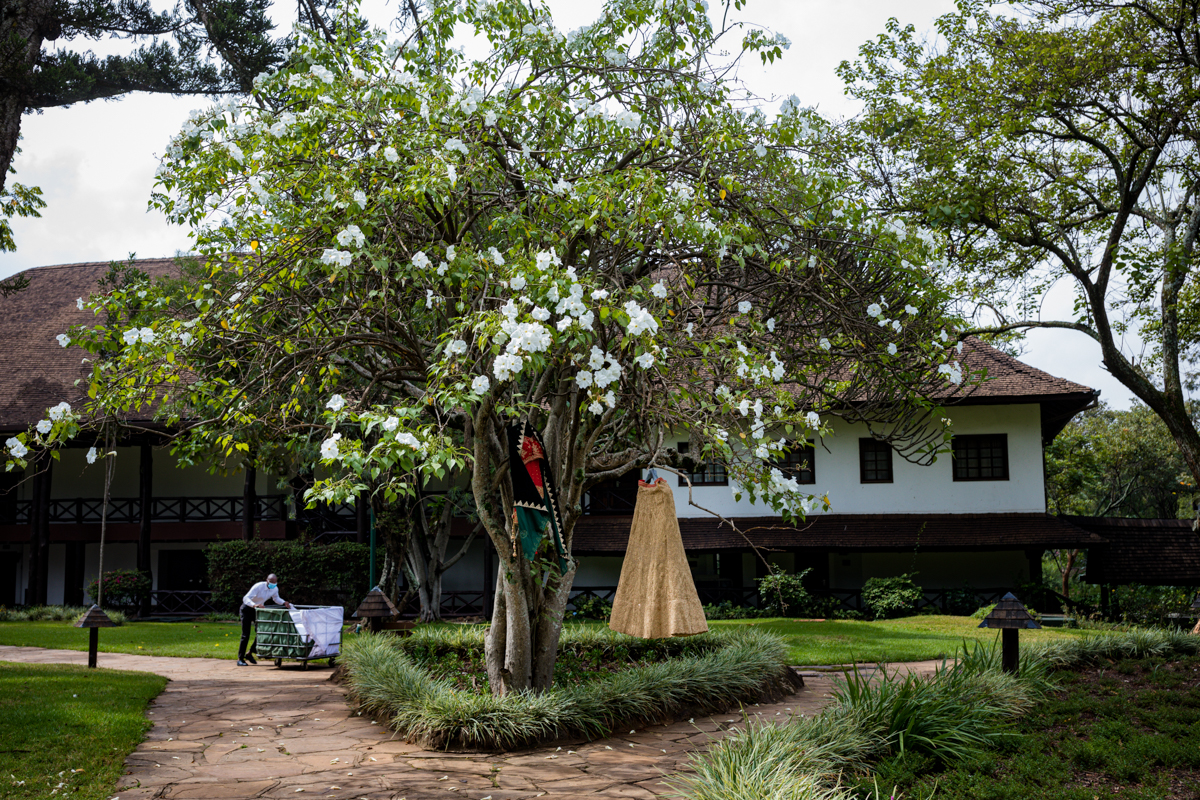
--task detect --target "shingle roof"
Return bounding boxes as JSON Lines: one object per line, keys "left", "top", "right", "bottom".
{"left": 945, "top": 338, "right": 1094, "bottom": 401}
{"left": 572, "top": 512, "right": 1105, "bottom": 554}
{"left": 1071, "top": 516, "right": 1200, "bottom": 585}
{"left": 0, "top": 259, "right": 179, "bottom": 431}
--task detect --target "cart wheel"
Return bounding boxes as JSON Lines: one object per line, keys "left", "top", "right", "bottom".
{"left": 274, "top": 658, "right": 282, "bottom": 668}
{"left": 328, "top": 657, "right": 337, "bottom": 668}
{"left": 300, "top": 660, "right": 308, "bottom": 671}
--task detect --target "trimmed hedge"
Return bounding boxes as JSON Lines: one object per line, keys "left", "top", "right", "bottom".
{"left": 205, "top": 540, "right": 370, "bottom": 612}
{"left": 340, "top": 626, "right": 797, "bottom": 751}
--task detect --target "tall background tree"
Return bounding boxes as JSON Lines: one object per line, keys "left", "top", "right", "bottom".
{"left": 838, "top": 0, "right": 1200, "bottom": 514}
{"left": 0, "top": 0, "right": 339, "bottom": 251}
{"left": 18, "top": 0, "right": 970, "bottom": 694}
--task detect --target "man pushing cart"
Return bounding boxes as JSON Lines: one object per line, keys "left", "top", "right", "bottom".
{"left": 238, "top": 573, "right": 292, "bottom": 666}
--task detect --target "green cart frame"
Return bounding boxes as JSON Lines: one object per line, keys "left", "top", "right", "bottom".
{"left": 255, "top": 606, "right": 341, "bottom": 668}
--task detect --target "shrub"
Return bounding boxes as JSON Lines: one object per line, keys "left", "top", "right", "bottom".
{"left": 758, "top": 568, "right": 834, "bottom": 618}
{"left": 340, "top": 626, "right": 796, "bottom": 750}
{"left": 85, "top": 570, "right": 151, "bottom": 610}
{"left": 941, "top": 585, "right": 981, "bottom": 616}
{"left": 861, "top": 574, "right": 923, "bottom": 620}
{"left": 205, "top": 540, "right": 370, "bottom": 612}
{"left": 568, "top": 594, "right": 612, "bottom": 620}
{"left": 970, "top": 603, "right": 996, "bottom": 620}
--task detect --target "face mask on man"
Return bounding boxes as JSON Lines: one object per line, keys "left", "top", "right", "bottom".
{"left": 268, "top": 583, "right": 277, "bottom": 590}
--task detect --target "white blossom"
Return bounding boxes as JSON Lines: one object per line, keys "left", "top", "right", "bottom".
{"left": 535, "top": 250, "right": 558, "bottom": 271}
{"left": 471, "top": 375, "right": 491, "bottom": 394}
{"left": 86, "top": 446, "right": 98, "bottom": 464}
{"left": 651, "top": 282, "right": 667, "bottom": 299}
{"left": 382, "top": 416, "right": 400, "bottom": 432}
{"left": 623, "top": 301, "right": 658, "bottom": 336}
{"left": 766, "top": 318, "right": 776, "bottom": 332}
{"left": 939, "top": 329, "right": 949, "bottom": 342}
{"left": 589, "top": 400, "right": 604, "bottom": 415}
{"left": 604, "top": 48, "right": 628, "bottom": 67}
{"left": 353, "top": 190, "right": 367, "bottom": 208}
{"left": 938, "top": 362, "right": 964, "bottom": 384}
{"left": 326, "top": 394, "right": 346, "bottom": 412}
{"left": 738, "top": 300, "right": 752, "bottom": 314}
{"left": 6, "top": 437, "right": 27, "bottom": 458}
{"left": 905, "top": 304, "right": 919, "bottom": 315}
{"left": 412, "top": 251, "right": 431, "bottom": 270}
{"left": 866, "top": 303, "right": 883, "bottom": 318}
{"left": 510, "top": 275, "right": 527, "bottom": 291}
{"left": 384, "top": 146, "right": 399, "bottom": 163}
{"left": 36, "top": 420, "right": 52, "bottom": 434}
{"left": 892, "top": 320, "right": 902, "bottom": 333}
{"left": 396, "top": 432, "right": 421, "bottom": 449}
{"left": 321, "top": 249, "right": 353, "bottom": 267}
{"left": 489, "top": 247, "right": 506, "bottom": 266}
{"left": 336, "top": 225, "right": 366, "bottom": 248}
{"left": 76, "top": 297, "right": 84, "bottom": 311}
{"left": 531, "top": 306, "right": 550, "bottom": 322}
{"left": 588, "top": 346, "right": 607, "bottom": 370}
{"left": 614, "top": 109, "right": 641, "bottom": 130}
{"left": 552, "top": 178, "right": 573, "bottom": 194}
{"left": 310, "top": 64, "right": 334, "bottom": 84}
{"left": 604, "top": 390, "right": 617, "bottom": 408}
{"left": 227, "top": 143, "right": 245, "bottom": 164}
{"left": 446, "top": 339, "right": 468, "bottom": 356}
{"left": 686, "top": 322, "right": 695, "bottom": 337}
{"left": 320, "top": 433, "right": 342, "bottom": 460}
{"left": 635, "top": 352, "right": 655, "bottom": 369}
{"left": 445, "top": 137, "right": 468, "bottom": 155}
{"left": 753, "top": 143, "right": 767, "bottom": 158}
{"left": 180, "top": 332, "right": 194, "bottom": 346}
{"left": 493, "top": 352, "right": 523, "bottom": 382}
{"left": 56, "top": 334, "right": 70, "bottom": 348}
{"left": 47, "top": 402, "right": 71, "bottom": 421}
{"left": 591, "top": 288, "right": 609, "bottom": 300}
{"left": 575, "top": 370, "right": 594, "bottom": 389}
{"left": 447, "top": 163, "right": 458, "bottom": 184}
{"left": 484, "top": 109, "right": 498, "bottom": 127}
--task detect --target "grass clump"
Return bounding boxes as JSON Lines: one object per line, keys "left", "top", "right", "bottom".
{"left": 340, "top": 626, "right": 795, "bottom": 751}
{"left": 670, "top": 628, "right": 1200, "bottom": 800}
{"left": 0, "top": 661, "right": 166, "bottom": 800}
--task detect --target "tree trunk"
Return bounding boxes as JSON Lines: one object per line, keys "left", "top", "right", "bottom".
{"left": 0, "top": 0, "right": 54, "bottom": 197}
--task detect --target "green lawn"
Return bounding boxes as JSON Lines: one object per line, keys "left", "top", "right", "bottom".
{"left": 0, "top": 662, "right": 167, "bottom": 800}
{"left": 0, "top": 615, "right": 1092, "bottom": 665}
{"left": 709, "top": 615, "right": 1094, "bottom": 665}
{"left": 0, "top": 619, "right": 246, "bottom": 659}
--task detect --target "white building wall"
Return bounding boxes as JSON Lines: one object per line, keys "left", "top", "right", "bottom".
{"left": 659, "top": 404, "right": 1045, "bottom": 518}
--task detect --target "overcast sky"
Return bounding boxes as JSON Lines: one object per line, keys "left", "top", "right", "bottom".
{"left": 1, "top": 0, "right": 1142, "bottom": 408}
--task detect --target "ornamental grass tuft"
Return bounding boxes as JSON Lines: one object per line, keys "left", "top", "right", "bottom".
{"left": 668, "top": 627, "right": 1200, "bottom": 800}
{"left": 340, "top": 626, "right": 794, "bottom": 751}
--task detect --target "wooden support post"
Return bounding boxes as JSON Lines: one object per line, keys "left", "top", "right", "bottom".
{"left": 483, "top": 535, "right": 494, "bottom": 620}
{"left": 1001, "top": 628, "right": 1019, "bottom": 675}
{"left": 242, "top": 465, "right": 257, "bottom": 541}
{"left": 29, "top": 459, "right": 52, "bottom": 605}
{"left": 138, "top": 444, "right": 153, "bottom": 617}
{"left": 88, "top": 627, "right": 98, "bottom": 669}
{"left": 64, "top": 542, "right": 85, "bottom": 606}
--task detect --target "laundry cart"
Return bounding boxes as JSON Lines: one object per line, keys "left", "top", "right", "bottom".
{"left": 255, "top": 605, "right": 343, "bottom": 668}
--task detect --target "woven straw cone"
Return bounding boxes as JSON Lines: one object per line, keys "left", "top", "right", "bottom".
{"left": 609, "top": 479, "right": 709, "bottom": 639}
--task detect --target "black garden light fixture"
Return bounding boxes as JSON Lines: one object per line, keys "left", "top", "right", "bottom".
{"left": 354, "top": 586, "right": 398, "bottom": 633}
{"left": 75, "top": 604, "right": 116, "bottom": 668}
{"left": 978, "top": 592, "right": 1041, "bottom": 675}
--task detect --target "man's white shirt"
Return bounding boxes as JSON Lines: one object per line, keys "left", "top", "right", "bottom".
{"left": 243, "top": 581, "right": 287, "bottom": 607}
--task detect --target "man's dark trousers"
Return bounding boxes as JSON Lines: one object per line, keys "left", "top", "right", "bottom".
{"left": 238, "top": 603, "right": 257, "bottom": 659}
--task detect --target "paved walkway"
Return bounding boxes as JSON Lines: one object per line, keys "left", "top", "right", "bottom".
{"left": 0, "top": 646, "right": 941, "bottom": 800}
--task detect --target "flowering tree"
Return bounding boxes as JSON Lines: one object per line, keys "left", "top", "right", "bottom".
{"left": 17, "top": 0, "right": 968, "bottom": 693}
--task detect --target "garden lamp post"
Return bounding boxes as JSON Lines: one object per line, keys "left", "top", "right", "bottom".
{"left": 354, "top": 586, "right": 398, "bottom": 633}
{"left": 75, "top": 604, "right": 116, "bottom": 668}
{"left": 978, "top": 592, "right": 1041, "bottom": 675}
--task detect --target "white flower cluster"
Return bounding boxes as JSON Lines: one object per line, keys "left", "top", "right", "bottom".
{"left": 604, "top": 48, "right": 628, "bottom": 67}
{"left": 336, "top": 225, "right": 366, "bottom": 248}
{"left": 459, "top": 86, "right": 484, "bottom": 114}
{"left": 446, "top": 339, "right": 468, "bottom": 356}
{"left": 320, "top": 433, "right": 342, "bottom": 459}
{"left": 535, "top": 250, "right": 560, "bottom": 271}
{"left": 613, "top": 110, "right": 642, "bottom": 130}
{"left": 86, "top": 446, "right": 98, "bottom": 464}
{"left": 122, "top": 327, "right": 155, "bottom": 346}
{"left": 6, "top": 437, "right": 28, "bottom": 458}
{"left": 56, "top": 333, "right": 70, "bottom": 348}
{"left": 669, "top": 180, "right": 695, "bottom": 201}
{"left": 321, "top": 249, "right": 353, "bottom": 267}
{"left": 310, "top": 64, "right": 335, "bottom": 84}
{"left": 551, "top": 178, "right": 573, "bottom": 195}
{"left": 47, "top": 402, "right": 71, "bottom": 421}
{"left": 412, "top": 251, "right": 431, "bottom": 270}
{"left": 623, "top": 301, "right": 658, "bottom": 336}
{"left": 445, "top": 137, "right": 468, "bottom": 155}
{"left": 327, "top": 394, "right": 346, "bottom": 411}
{"left": 938, "top": 362, "right": 964, "bottom": 385}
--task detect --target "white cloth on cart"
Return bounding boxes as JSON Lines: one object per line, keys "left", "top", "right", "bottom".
{"left": 287, "top": 606, "right": 342, "bottom": 658}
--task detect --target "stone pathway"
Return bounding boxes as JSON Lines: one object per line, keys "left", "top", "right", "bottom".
{"left": 0, "top": 646, "right": 941, "bottom": 800}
